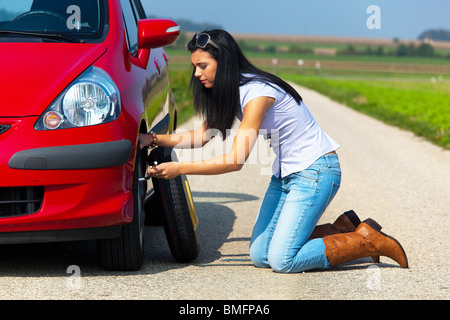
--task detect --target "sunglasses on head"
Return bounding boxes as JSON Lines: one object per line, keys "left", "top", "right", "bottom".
{"left": 192, "top": 33, "right": 218, "bottom": 49}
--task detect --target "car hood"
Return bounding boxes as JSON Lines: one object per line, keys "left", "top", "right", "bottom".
{"left": 0, "top": 43, "right": 106, "bottom": 117}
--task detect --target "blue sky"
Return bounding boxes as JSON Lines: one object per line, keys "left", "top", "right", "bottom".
{"left": 143, "top": 0, "right": 450, "bottom": 40}
{"left": 2, "top": 1, "right": 449, "bottom": 40}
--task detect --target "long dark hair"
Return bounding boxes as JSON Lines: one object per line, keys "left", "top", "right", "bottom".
{"left": 187, "top": 29, "right": 302, "bottom": 138}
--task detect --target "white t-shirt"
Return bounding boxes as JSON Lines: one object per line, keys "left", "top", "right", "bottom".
{"left": 237, "top": 75, "right": 340, "bottom": 178}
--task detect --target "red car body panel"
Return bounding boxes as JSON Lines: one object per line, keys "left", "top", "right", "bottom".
{"left": 0, "top": 0, "right": 177, "bottom": 238}
{"left": 0, "top": 43, "right": 107, "bottom": 117}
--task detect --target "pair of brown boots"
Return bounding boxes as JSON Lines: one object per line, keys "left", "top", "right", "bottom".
{"left": 309, "top": 210, "right": 408, "bottom": 268}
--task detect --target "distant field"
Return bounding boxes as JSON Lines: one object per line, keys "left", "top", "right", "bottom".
{"left": 180, "top": 31, "right": 450, "bottom": 50}
{"left": 167, "top": 53, "right": 450, "bottom": 79}
{"left": 168, "top": 32, "right": 450, "bottom": 72}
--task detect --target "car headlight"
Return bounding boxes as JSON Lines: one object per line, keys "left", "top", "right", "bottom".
{"left": 35, "top": 66, "right": 120, "bottom": 130}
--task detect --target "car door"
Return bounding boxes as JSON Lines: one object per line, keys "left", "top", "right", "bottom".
{"left": 121, "top": 0, "right": 174, "bottom": 136}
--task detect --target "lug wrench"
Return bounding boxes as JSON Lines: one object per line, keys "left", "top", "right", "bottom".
{"left": 139, "top": 161, "right": 158, "bottom": 181}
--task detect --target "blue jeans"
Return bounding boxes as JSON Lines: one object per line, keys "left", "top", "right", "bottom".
{"left": 249, "top": 153, "right": 341, "bottom": 273}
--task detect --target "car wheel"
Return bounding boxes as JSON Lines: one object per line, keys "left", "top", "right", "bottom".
{"left": 150, "top": 147, "right": 199, "bottom": 262}
{"left": 97, "top": 145, "right": 147, "bottom": 271}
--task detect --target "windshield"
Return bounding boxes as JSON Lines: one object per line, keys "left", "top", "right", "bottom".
{"left": 0, "top": 0, "right": 107, "bottom": 42}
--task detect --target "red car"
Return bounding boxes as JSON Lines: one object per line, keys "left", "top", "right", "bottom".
{"left": 0, "top": 0, "right": 199, "bottom": 271}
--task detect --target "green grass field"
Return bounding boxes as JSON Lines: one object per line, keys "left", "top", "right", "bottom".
{"left": 167, "top": 36, "right": 450, "bottom": 149}
{"left": 169, "top": 67, "right": 195, "bottom": 125}
{"left": 282, "top": 74, "right": 449, "bottom": 149}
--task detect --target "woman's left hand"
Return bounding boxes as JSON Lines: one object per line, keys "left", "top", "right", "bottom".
{"left": 148, "top": 161, "right": 181, "bottom": 180}
{"left": 138, "top": 133, "right": 152, "bottom": 149}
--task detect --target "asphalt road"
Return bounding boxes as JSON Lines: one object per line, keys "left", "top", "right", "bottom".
{"left": 0, "top": 83, "right": 448, "bottom": 300}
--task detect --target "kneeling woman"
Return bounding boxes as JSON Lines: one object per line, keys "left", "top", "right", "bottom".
{"left": 139, "top": 30, "right": 408, "bottom": 272}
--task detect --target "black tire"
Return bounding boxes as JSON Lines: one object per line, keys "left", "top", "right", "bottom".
{"left": 97, "top": 146, "right": 147, "bottom": 271}
{"left": 144, "top": 185, "right": 164, "bottom": 226}
{"left": 150, "top": 147, "right": 199, "bottom": 262}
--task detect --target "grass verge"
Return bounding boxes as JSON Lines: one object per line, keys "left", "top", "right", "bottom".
{"left": 282, "top": 74, "right": 450, "bottom": 149}
{"left": 169, "top": 68, "right": 196, "bottom": 125}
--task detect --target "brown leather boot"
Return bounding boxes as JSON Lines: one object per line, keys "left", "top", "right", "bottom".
{"left": 309, "top": 210, "right": 361, "bottom": 239}
{"left": 310, "top": 210, "right": 381, "bottom": 263}
{"left": 323, "top": 219, "right": 408, "bottom": 268}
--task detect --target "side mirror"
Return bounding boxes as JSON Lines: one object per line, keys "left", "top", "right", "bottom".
{"left": 131, "top": 19, "right": 180, "bottom": 69}
{"left": 139, "top": 19, "right": 180, "bottom": 49}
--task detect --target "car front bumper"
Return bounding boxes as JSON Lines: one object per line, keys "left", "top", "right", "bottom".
{"left": 8, "top": 140, "right": 132, "bottom": 170}
{"left": 0, "top": 116, "right": 136, "bottom": 236}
